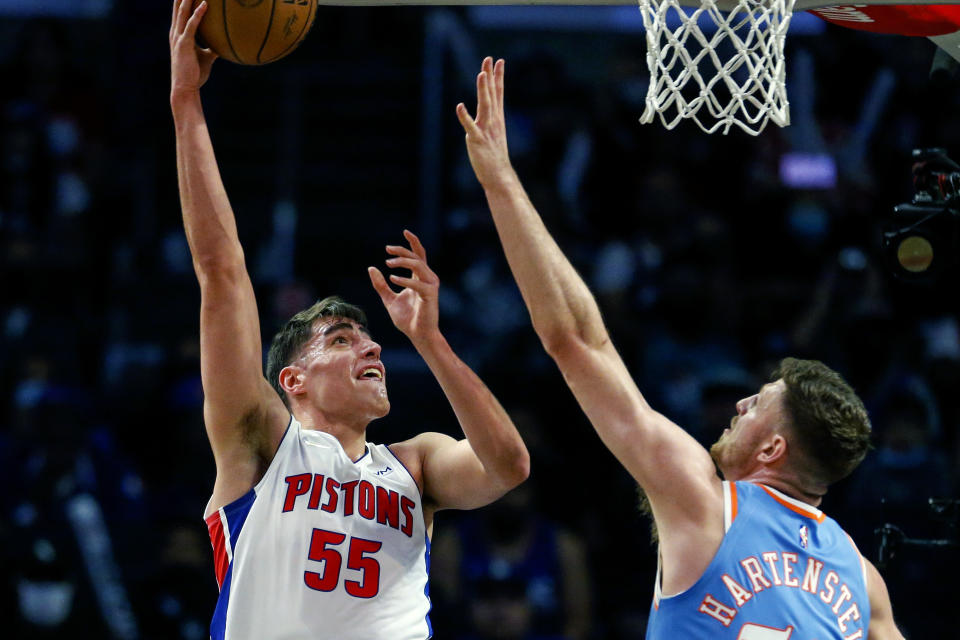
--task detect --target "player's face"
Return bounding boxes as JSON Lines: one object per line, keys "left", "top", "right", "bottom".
{"left": 709, "top": 379, "right": 786, "bottom": 479}
{"left": 297, "top": 317, "right": 389, "bottom": 423}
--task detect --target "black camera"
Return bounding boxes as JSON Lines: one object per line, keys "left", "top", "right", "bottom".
{"left": 882, "top": 148, "right": 960, "bottom": 283}
{"left": 875, "top": 498, "right": 959, "bottom": 568}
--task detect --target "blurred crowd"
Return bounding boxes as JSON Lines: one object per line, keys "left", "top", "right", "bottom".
{"left": 1, "top": 6, "right": 958, "bottom": 639}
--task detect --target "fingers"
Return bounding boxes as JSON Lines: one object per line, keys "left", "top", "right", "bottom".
{"left": 387, "top": 274, "right": 435, "bottom": 298}
{"left": 385, "top": 231, "right": 428, "bottom": 261}
{"left": 477, "top": 68, "right": 493, "bottom": 126}
{"left": 175, "top": 0, "right": 193, "bottom": 38}
{"left": 381, "top": 230, "right": 438, "bottom": 293}
{"left": 385, "top": 244, "right": 418, "bottom": 260}
{"left": 458, "top": 57, "right": 505, "bottom": 134}
{"left": 368, "top": 267, "right": 397, "bottom": 304}
{"left": 473, "top": 56, "right": 505, "bottom": 129}
{"left": 184, "top": 0, "right": 208, "bottom": 39}
{"left": 170, "top": 0, "right": 180, "bottom": 40}
{"left": 475, "top": 70, "right": 487, "bottom": 126}
{"left": 483, "top": 57, "right": 496, "bottom": 108}
{"left": 172, "top": 0, "right": 205, "bottom": 44}
{"left": 372, "top": 261, "right": 436, "bottom": 300}
{"left": 384, "top": 231, "right": 436, "bottom": 283}
{"left": 456, "top": 103, "right": 480, "bottom": 136}
{"left": 403, "top": 229, "right": 427, "bottom": 260}
{"left": 494, "top": 58, "right": 505, "bottom": 110}
{"left": 484, "top": 57, "right": 497, "bottom": 119}
{"left": 385, "top": 257, "right": 438, "bottom": 285}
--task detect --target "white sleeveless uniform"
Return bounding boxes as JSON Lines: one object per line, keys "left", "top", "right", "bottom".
{"left": 205, "top": 417, "right": 432, "bottom": 640}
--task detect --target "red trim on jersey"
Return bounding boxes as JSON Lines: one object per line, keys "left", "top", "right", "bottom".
{"left": 206, "top": 509, "right": 230, "bottom": 590}
{"left": 811, "top": 5, "right": 960, "bottom": 36}
{"left": 757, "top": 484, "right": 826, "bottom": 523}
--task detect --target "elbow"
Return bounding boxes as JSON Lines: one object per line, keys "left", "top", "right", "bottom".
{"left": 500, "top": 445, "right": 531, "bottom": 490}
{"left": 536, "top": 324, "right": 582, "bottom": 360}
{"left": 515, "top": 448, "right": 532, "bottom": 486}
{"left": 193, "top": 250, "right": 247, "bottom": 284}
{"left": 538, "top": 326, "right": 606, "bottom": 368}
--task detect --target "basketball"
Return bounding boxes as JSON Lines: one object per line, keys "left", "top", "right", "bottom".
{"left": 193, "top": 0, "right": 318, "bottom": 66}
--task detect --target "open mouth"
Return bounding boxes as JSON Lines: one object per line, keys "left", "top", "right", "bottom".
{"left": 359, "top": 367, "right": 383, "bottom": 381}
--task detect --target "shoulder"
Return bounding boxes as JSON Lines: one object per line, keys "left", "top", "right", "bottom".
{"left": 205, "top": 411, "right": 295, "bottom": 518}
{"left": 387, "top": 432, "right": 454, "bottom": 493}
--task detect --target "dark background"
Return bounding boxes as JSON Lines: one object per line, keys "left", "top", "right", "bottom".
{"left": 1, "top": 2, "right": 958, "bottom": 638}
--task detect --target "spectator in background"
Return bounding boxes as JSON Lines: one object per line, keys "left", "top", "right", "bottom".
{"left": 465, "top": 577, "right": 562, "bottom": 640}
{"left": 3, "top": 356, "right": 141, "bottom": 639}
{"left": 134, "top": 518, "right": 215, "bottom": 640}
{"left": 432, "top": 481, "right": 592, "bottom": 640}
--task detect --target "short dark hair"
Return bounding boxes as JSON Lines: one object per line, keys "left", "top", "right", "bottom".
{"left": 265, "top": 296, "right": 367, "bottom": 408}
{"left": 773, "top": 357, "right": 872, "bottom": 486}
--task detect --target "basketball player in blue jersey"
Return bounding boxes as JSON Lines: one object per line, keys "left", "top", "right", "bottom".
{"left": 457, "top": 57, "right": 906, "bottom": 640}
{"left": 169, "top": 5, "right": 529, "bottom": 639}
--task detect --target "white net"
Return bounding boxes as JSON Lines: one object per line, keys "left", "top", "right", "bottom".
{"left": 638, "top": 0, "right": 797, "bottom": 135}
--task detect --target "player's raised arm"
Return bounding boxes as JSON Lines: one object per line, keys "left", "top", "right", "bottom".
{"left": 169, "top": 0, "right": 288, "bottom": 510}
{"left": 456, "top": 58, "right": 720, "bottom": 528}
{"left": 369, "top": 231, "right": 529, "bottom": 511}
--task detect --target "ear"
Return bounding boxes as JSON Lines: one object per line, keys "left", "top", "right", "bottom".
{"left": 757, "top": 433, "right": 788, "bottom": 466}
{"left": 279, "top": 365, "right": 305, "bottom": 396}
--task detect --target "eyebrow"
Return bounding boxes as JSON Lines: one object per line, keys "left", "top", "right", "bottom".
{"left": 321, "top": 322, "right": 371, "bottom": 338}
{"left": 757, "top": 382, "right": 780, "bottom": 404}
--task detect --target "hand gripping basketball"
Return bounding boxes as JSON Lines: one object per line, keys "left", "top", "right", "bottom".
{"left": 170, "top": 0, "right": 218, "bottom": 98}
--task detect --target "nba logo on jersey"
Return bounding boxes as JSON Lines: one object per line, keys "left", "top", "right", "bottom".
{"left": 799, "top": 524, "right": 809, "bottom": 549}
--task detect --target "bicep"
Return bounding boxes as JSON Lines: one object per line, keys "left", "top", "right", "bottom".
{"left": 415, "top": 433, "right": 514, "bottom": 511}
{"left": 865, "top": 559, "right": 905, "bottom": 640}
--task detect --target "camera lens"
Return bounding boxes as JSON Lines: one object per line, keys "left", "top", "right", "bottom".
{"left": 896, "top": 235, "right": 935, "bottom": 273}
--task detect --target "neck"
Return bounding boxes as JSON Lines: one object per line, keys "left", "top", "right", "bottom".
{"left": 293, "top": 407, "right": 369, "bottom": 461}
{"left": 740, "top": 470, "right": 826, "bottom": 507}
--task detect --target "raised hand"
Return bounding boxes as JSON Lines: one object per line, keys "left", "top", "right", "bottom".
{"left": 169, "top": 0, "right": 218, "bottom": 99}
{"left": 368, "top": 230, "right": 441, "bottom": 344}
{"left": 456, "top": 57, "right": 515, "bottom": 189}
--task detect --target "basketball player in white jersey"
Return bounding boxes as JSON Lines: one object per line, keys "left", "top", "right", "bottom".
{"left": 456, "top": 57, "right": 906, "bottom": 639}
{"left": 169, "top": 6, "right": 529, "bottom": 639}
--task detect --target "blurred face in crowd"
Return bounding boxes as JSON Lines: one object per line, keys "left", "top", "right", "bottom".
{"left": 710, "top": 380, "right": 787, "bottom": 480}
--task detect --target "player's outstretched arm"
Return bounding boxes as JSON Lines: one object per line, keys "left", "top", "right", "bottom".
{"left": 369, "top": 231, "right": 529, "bottom": 510}
{"left": 865, "top": 560, "right": 906, "bottom": 640}
{"left": 170, "top": 0, "right": 288, "bottom": 513}
{"left": 456, "top": 58, "right": 719, "bottom": 521}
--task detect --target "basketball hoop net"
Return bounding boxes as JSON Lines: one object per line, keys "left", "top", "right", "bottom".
{"left": 638, "top": 0, "right": 797, "bottom": 135}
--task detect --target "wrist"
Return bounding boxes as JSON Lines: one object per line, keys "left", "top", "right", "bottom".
{"left": 170, "top": 86, "right": 202, "bottom": 112}
{"left": 481, "top": 168, "right": 522, "bottom": 198}
{"left": 409, "top": 328, "right": 447, "bottom": 355}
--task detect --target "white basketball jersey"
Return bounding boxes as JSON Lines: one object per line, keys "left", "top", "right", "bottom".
{"left": 205, "top": 416, "right": 431, "bottom": 640}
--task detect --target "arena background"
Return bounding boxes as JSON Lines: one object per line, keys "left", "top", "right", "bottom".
{"left": 1, "top": 2, "right": 958, "bottom": 638}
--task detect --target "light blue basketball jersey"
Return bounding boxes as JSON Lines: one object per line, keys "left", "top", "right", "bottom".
{"left": 647, "top": 481, "right": 870, "bottom": 640}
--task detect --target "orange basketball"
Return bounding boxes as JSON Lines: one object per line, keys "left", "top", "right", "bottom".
{"left": 194, "top": 0, "right": 318, "bottom": 66}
